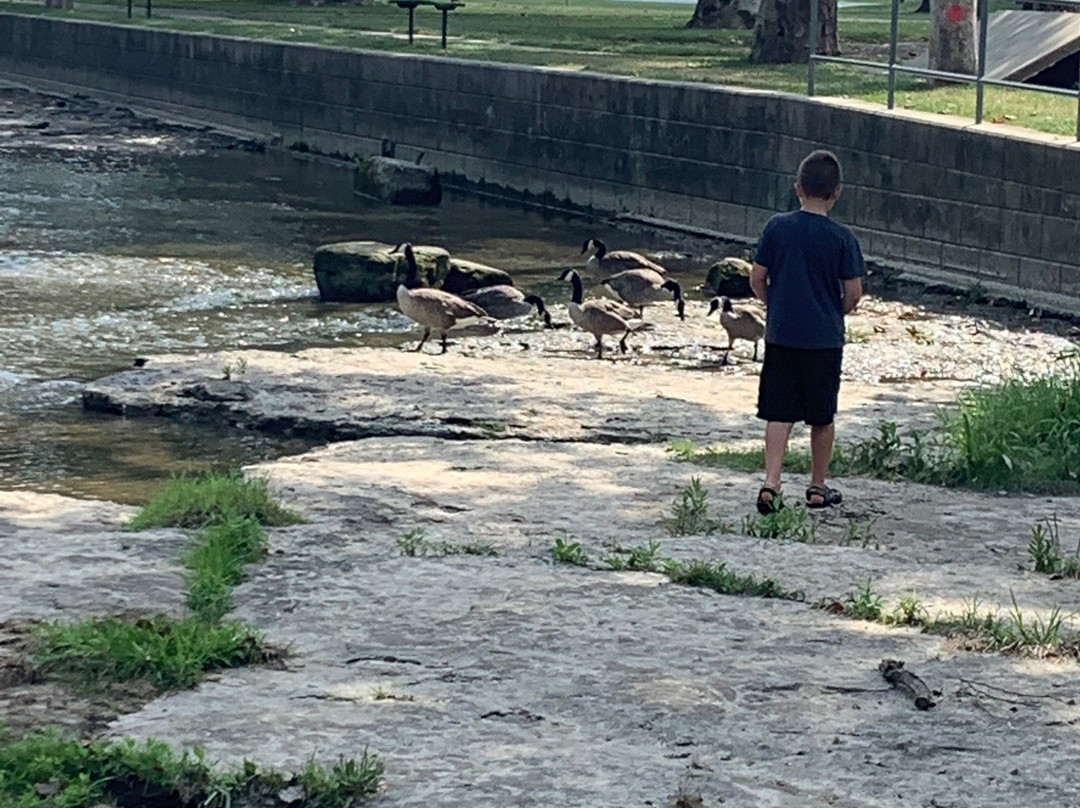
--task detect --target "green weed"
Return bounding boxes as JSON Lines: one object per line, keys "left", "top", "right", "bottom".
{"left": 128, "top": 471, "right": 301, "bottom": 530}
{"left": 397, "top": 529, "right": 498, "bottom": 558}
{"left": 885, "top": 592, "right": 929, "bottom": 626}
{"left": 841, "top": 517, "right": 878, "bottom": 547}
{"left": 32, "top": 615, "right": 270, "bottom": 691}
{"left": 742, "top": 504, "right": 819, "bottom": 543}
{"left": 550, "top": 537, "right": 589, "bottom": 567}
{"left": 666, "top": 477, "right": 734, "bottom": 536}
{"left": 0, "top": 729, "right": 382, "bottom": 808}
{"left": 396, "top": 528, "right": 427, "bottom": 557}
{"left": 604, "top": 541, "right": 663, "bottom": 572}
{"left": 842, "top": 578, "right": 885, "bottom": 621}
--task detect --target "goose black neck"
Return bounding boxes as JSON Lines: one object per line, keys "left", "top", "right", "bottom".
{"left": 568, "top": 271, "right": 583, "bottom": 304}
{"left": 401, "top": 245, "right": 422, "bottom": 288}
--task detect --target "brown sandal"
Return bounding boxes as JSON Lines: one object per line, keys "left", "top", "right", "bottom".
{"left": 806, "top": 485, "right": 843, "bottom": 509}
{"left": 756, "top": 486, "right": 782, "bottom": 515}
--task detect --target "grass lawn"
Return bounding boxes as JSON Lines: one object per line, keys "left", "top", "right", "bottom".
{"left": 1, "top": 0, "right": 1076, "bottom": 136}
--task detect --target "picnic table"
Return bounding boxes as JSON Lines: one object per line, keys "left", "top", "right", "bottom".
{"left": 394, "top": 0, "right": 464, "bottom": 49}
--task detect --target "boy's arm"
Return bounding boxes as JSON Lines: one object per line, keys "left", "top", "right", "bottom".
{"left": 842, "top": 277, "right": 863, "bottom": 314}
{"left": 750, "top": 262, "right": 769, "bottom": 304}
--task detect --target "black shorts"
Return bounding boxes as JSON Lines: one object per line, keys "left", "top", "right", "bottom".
{"left": 756, "top": 343, "right": 843, "bottom": 426}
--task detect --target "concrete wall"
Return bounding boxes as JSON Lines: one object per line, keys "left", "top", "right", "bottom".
{"left": 3, "top": 13, "right": 1079, "bottom": 309}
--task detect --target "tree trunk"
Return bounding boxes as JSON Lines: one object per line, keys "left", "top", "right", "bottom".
{"left": 929, "top": 0, "right": 977, "bottom": 75}
{"left": 749, "top": 0, "right": 839, "bottom": 64}
{"left": 686, "top": 0, "right": 761, "bottom": 29}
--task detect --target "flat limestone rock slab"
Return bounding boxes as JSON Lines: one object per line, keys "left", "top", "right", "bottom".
{"left": 0, "top": 490, "right": 187, "bottom": 619}
{"left": 104, "top": 439, "right": 1080, "bottom": 808}
{"left": 80, "top": 347, "right": 959, "bottom": 447}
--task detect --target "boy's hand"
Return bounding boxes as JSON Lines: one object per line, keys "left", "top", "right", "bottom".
{"left": 842, "top": 277, "right": 863, "bottom": 314}
{"left": 750, "top": 262, "right": 769, "bottom": 304}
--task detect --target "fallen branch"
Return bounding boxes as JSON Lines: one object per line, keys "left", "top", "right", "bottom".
{"left": 879, "top": 659, "right": 936, "bottom": 711}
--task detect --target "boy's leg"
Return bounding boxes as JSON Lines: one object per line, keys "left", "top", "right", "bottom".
{"left": 803, "top": 347, "right": 843, "bottom": 506}
{"left": 763, "top": 421, "right": 794, "bottom": 494}
{"left": 809, "top": 422, "right": 835, "bottom": 490}
{"left": 757, "top": 344, "right": 803, "bottom": 511}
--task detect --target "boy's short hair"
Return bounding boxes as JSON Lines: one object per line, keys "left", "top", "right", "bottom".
{"left": 797, "top": 150, "right": 843, "bottom": 199}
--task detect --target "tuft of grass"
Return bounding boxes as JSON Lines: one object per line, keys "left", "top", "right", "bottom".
{"left": 841, "top": 578, "right": 885, "bottom": 621}
{"left": 550, "top": 537, "right": 589, "bottom": 567}
{"left": 937, "top": 358, "right": 1080, "bottom": 491}
{"left": 184, "top": 516, "right": 268, "bottom": 622}
{"left": 885, "top": 591, "right": 929, "bottom": 627}
{"left": 666, "top": 477, "right": 735, "bottom": 536}
{"left": 128, "top": 471, "right": 302, "bottom": 530}
{"left": 604, "top": 541, "right": 663, "bottom": 572}
{"left": 396, "top": 529, "right": 499, "bottom": 558}
{"left": 841, "top": 516, "right": 878, "bottom": 547}
{"left": 924, "top": 593, "right": 1076, "bottom": 658}
{"left": 32, "top": 615, "right": 270, "bottom": 691}
{"left": 663, "top": 558, "right": 800, "bottom": 600}
{"left": 0, "top": 729, "right": 382, "bottom": 808}
{"left": 396, "top": 528, "right": 427, "bottom": 557}
{"left": 742, "top": 504, "right": 819, "bottom": 543}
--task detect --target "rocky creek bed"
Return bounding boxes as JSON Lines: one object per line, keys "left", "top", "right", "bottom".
{"left": 6, "top": 77, "right": 1080, "bottom": 808}
{"left": 4, "top": 288, "right": 1080, "bottom": 807}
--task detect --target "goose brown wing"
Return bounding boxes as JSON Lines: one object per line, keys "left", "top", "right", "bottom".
{"left": 580, "top": 300, "right": 631, "bottom": 335}
{"left": 592, "top": 297, "right": 638, "bottom": 321}
{"left": 605, "top": 250, "right": 667, "bottom": 275}
{"left": 413, "top": 287, "right": 488, "bottom": 318}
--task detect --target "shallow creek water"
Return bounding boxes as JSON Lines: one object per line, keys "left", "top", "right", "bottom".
{"left": 0, "top": 87, "right": 714, "bottom": 503}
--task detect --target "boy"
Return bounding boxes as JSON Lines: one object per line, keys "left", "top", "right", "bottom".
{"left": 749, "top": 149, "right": 865, "bottom": 515}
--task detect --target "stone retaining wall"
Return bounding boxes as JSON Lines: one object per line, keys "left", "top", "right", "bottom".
{"left": 2, "top": 14, "right": 1078, "bottom": 309}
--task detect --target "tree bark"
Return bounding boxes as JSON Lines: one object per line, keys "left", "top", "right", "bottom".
{"left": 749, "top": 0, "right": 839, "bottom": 64}
{"left": 686, "top": 0, "right": 761, "bottom": 29}
{"left": 929, "top": 0, "right": 977, "bottom": 75}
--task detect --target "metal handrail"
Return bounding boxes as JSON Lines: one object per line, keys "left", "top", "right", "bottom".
{"left": 808, "top": 0, "right": 1080, "bottom": 140}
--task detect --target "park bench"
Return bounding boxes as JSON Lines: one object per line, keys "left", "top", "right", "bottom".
{"left": 394, "top": 0, "right": 464, "bottom": 49}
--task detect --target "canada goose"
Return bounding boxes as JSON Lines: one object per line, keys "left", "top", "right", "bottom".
{"left": 462, "top": 285, "right": 553, "bottom": 328}
{"left": 393, "top": 243, "right": 487, "bottom": 353}
{"left": 558, "top": 269, "right": 645, "bottom": 358}
{"left": 581, "top": 238, "right": 668, "bottom": 276}
{"left": 707, "top": 296, "right": 766, "bottom": 362}
{"left": 602, "top": 268, "right": 686, "bottom": 321}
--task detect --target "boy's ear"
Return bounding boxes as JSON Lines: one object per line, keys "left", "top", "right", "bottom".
{"left": 833, "top": 184, "right": 843, "bottom": 202}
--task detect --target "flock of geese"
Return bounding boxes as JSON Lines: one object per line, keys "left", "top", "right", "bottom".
{"left": 393, "top": 239, "right": 766, "bottom": 360}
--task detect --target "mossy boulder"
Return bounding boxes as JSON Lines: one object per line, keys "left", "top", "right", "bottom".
{"left": 704, "top": 256, "right": 753, "bottom": 299}
{"left": 441, "top": 259, "right": 513, "bottom": 296}
{"left": 313, "top": 241, "right": 451, "bottom": 303}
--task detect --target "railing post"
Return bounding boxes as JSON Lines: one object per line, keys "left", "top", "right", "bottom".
{"left": 975, "top": 0, "right": 990, "bottom": 124}
{"left": 127, "top": 0, "right": 132, "bottom": 18}
{"left": 808, "top": 0, "right": 819, "bottom": 97}
{"left": 408, "top": 5, "right": 415, "bottom": 44}
{"left": 1076, "top": 46, "right": 1080, "bottom": 141}
{"left": 887, "top": 0, "right": 900, "bottom": 109}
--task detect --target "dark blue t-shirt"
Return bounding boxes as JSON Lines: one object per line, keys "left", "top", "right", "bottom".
{"left": 754, "top": 210, "right": 866, "bottom": 350}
